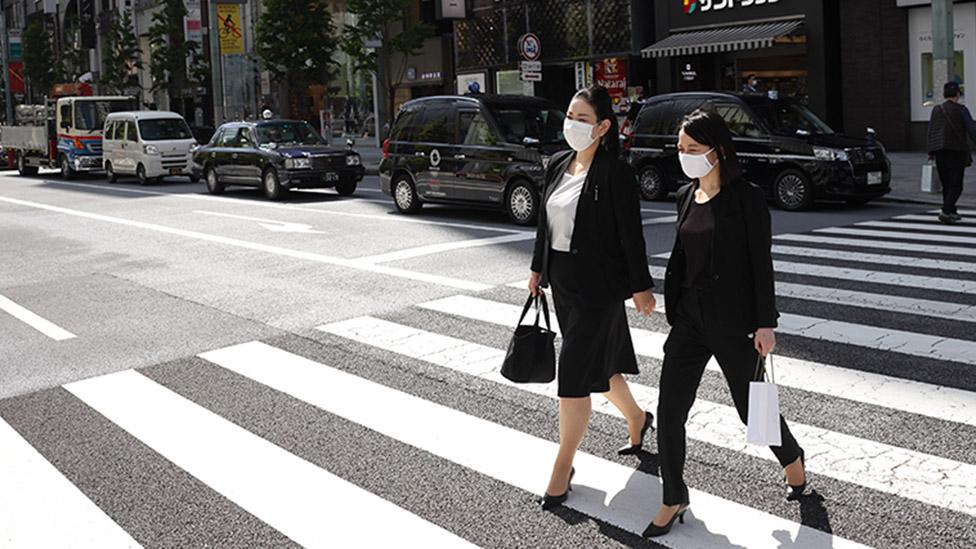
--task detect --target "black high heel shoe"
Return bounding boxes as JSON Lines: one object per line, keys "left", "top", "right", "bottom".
{"left": 541, "top": 467, "right": 575, "bottom": 510}
{"left": 642, "top": 504, "right": 689, "bottom": 538}
{"left": 785, "top": 449, "right": 808, "bottom": 501}
{"left": 617, "top": 411, "right": 654, "bottom": 456}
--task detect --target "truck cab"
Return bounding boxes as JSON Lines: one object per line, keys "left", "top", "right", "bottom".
{"left": 54, "top": 96, "right": 138, "bottom": 178}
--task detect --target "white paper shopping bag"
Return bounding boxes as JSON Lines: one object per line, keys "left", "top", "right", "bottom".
{"left": 921, "top": 161, "right": 942, "bottom": 194}
{"left": 747, "top": 355, "right": 782, "bottom": 446}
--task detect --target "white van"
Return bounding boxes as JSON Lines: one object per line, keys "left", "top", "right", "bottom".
{"left": 102, "top": 111, "right": 197, "bottom": 184}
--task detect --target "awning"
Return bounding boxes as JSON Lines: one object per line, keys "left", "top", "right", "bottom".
{"left": 641, "top": 18, "right": 804, "bottom": 58}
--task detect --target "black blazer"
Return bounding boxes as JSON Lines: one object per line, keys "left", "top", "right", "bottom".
{"left": 664, "top": 178, "right": 778, "bottom": 334}
{"left": 531, "top": 148, "right": 654, "bottom": 302}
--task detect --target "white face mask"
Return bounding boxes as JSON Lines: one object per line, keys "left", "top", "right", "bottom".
{"left": 563, "top": 118, "right": 597, "bottom": 151}
{"left": 679, "top": 149, "right": 716, "bottom": 179}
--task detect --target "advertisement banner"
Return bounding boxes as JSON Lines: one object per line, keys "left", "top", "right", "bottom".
{"left": 217, "top": 3, "right": 244, "bottom": 55}
{"left": 595, "top": 58, "right": 628, "bottom": 101}
{"left": 8, "top": 61, "right": 24, "bottom": 94}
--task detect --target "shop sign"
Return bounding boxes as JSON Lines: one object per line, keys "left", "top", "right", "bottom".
{"left": 8, "top": 29, "right": 21, "bottom": 60}
{"left": 681, "top": 63, "right": 698, "bottom": 81}
{"left": 574, "top": 61, "right": 592, "bottom": 90}
{"left": 683, "top": 0, "right": 780, "bottom": 15}
{"left": 184, "top": 1, "right": 203, "bottom": 45}
{"left": 457, "top": 72, "right": 486, "bottom": 94}
{"left": 520, "top": 60, "right": 542, "bottom": 82}
{"left": 436, "top": 0, "right": 466, "bottom": 19}
{"left": 595, "top": 58, "right": 627, "bottom": 100}
{"left": 216, "top": 3, "right": 245, "bottom": 55}
{"left": 518, "top": 33, "right": 542, "bottom": 61}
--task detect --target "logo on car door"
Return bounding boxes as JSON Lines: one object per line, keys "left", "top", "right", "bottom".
{"left": 430, "top": 148, "right": 441, "bottom": 169}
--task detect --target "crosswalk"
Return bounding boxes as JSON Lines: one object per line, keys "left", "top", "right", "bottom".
{"left": 1, "top": 208, "right": 975, "bottom": 547}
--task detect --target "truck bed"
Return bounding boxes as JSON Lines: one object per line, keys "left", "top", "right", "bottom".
{"left": 0, "top": 126, "right": 49, "bottom": 152}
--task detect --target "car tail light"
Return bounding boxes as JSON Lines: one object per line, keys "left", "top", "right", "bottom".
{"left": 382, "top": 138, "right": 390, "bottom": 159}
{"left": 621, "top": 133, "right": 633, "bottom": 154}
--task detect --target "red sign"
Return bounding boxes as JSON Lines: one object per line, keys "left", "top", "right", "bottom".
{"left": 8, "top": 61, "right": 24, "bottom": 94}
{"left": 595, "top": 58, "right": 627, "bottom": 100}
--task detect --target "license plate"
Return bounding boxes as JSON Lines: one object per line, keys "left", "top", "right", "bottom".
{"left": 169, "top": 168, "right": 182, "bottom": 175}
{"left": 324, "top": 172, "right": 339, "bottom": 182}
{"left": 867, "top": 171, "right": 882, "bottom": 185}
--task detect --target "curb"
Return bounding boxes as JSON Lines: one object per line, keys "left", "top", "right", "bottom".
{"left": 877, "top": 194, "right": 976, "bottom": 209}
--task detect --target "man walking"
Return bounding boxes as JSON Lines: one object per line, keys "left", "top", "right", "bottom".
{"left": 927, "top": 82, "right": 976, "bottom": 224}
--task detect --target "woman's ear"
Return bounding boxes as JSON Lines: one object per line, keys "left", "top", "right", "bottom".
{"left": 596, "top": 119, "right": 612, "bottom": 137}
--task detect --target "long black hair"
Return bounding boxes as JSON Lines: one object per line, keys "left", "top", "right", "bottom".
{"left": 572, "top": 85, "right": 620, "bottom": 157}
{"left": 679, "top": 109, "right": 742, "bottom": 186}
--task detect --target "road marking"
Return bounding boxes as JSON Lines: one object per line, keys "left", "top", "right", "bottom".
{"left": 815, "top": 227, "right": 976, "bottom": 245}
{"left": 356, "top": 233, "right": 535, "bottom": 264}
{"left": 642, "top": 214, "right": 677, "bottom": 226}
{"left": 641, "top": 207, "right": 676, "bottom": 214}
{"left": 772, "top": 244, "right": 976, "bottom": 273}
{"left": 419, "top": 294, "right": 976, "bottom": 428}
{"left": 203, "top": 341, "right": 867, "bottom": 548}
{"left": 895, "top": 213, "right": 976, "bottom": 224}
{"left": 856, "top": 220, "right": 976, "bottom": 235}
{"left": 36, "top": 180, "right": 527, "bottom": 235}
{"left": 0, "top": 196, "right": 490, "bottom": 292}
{"left": 194, "top": 210, "right": 324, "bottom": 234}
{"left": 0, "top": 294, "right": 76, "bottom": 341}
{"left": 775, "top": 233, "right": 976, "bottom": 257}
{"left": 64, "top": 370, "right": 474, "bottom": 548}
{"left": 319, "top": 317, "right": 976, "bottom": 519}
{"left": 773, "top": 281, "right": 976, "bottom": 322}
{"left": 0, "top": 418, "right": 141, "bottom": 548}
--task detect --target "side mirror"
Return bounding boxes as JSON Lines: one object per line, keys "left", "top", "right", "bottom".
{"left": 522, "top": 136, "right": 540, "bottom": 148}
{"left": 795, "top": 129, "right": 811, "bottom": 137}
{"left": 346, "top": 138, "right": 355, "bottom": 148}
{"left": 866, "top": 127, "right": 877, "bottom": 143}
{"left": 60, "top": 120, "right": 71, "bottom": 131}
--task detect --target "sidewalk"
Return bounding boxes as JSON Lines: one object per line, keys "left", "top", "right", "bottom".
{"left": 884, "top": 152, "right": 976, "bottom": 209}
{"left": 331, "top": 138, "right": 382, "bottom": 176}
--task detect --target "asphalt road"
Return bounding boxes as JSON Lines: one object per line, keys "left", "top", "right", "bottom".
{"left": 1, "top": 169, "right": 973, "bottom": 548}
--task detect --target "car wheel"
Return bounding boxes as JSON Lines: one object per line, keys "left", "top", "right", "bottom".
{"left": 60, "top": 155, "right": 76, "bottom": 180}
{"left": 17, "top": 153, "right": 38, "bottom": 176}
{"left": 506, "top": 179, "right": 538, "bottom": 225}
{"left": 205, "top": 166, "right": 225, "bottom": 195}
{"left": 393, "top": 175, "right": 421, "bottom": 214}
{"left": 773, "top": 170, "right": 814, "bottom": 211}
{"left": 263, "top": 168, "right": 286, "bottom": 200}
{"left": 335, "top": 179, "right": 357, "bottom": 196}
{"left": 105, "top": 161, "right": 117, "bottom": 183}
{"left": 136, "top": 164, "right": 150, "bottom": 186}
{"left": 638, "top": 165, "right": 668, "bottom": 201}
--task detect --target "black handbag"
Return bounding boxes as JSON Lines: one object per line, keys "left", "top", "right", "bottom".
{"left": 501, "top": 294, "right": 557, "bottom": 383}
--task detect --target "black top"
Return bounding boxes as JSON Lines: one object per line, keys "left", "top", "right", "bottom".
{"left": 679, "top": 199, "right": 714, "bottom": 289}
{"left": 927, "top": 100, "right": 976, "bottom": 154}
{"left": 531, "top": 149, "right": 654, "bottom": 303}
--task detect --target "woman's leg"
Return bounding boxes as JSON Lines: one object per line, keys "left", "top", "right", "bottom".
{"left": 546, "top": 396, "right": 591, "bottom": 496}
{"left": 603, "top": 373, "right": 647, "bottom": 444}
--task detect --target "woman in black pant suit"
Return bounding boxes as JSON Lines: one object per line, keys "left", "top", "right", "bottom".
{"left": 643, "top": 110, "right": 807, "bottom": 537}
{"left": 528, "top": 86, "right": 656, "bottom": 509}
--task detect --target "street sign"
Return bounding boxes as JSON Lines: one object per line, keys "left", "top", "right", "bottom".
{"left": 520, "top": 61, "right": 542, "bottom": 72}
{"left": 517, "top": 33, "right": 541, "bottom": 61}
{"left": 520, "top": 71, "right": 542, "bottom": 82}
{"left": 216, "top": 3, "right": 244, "bottom": 55}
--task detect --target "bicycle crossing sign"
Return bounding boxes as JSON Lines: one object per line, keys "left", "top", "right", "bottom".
{"left": 217, "top": 3, "right": 244, "bottom": 55}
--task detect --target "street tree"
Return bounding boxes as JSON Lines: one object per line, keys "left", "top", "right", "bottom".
{"left": 100, "top": 10, "right": 142, "bottom": 95}
{"left": 22, "top": 19, "right": 58, "bottom": 100}
{"left": 341, "top": 0, "right": 433, "bottom": 128}
{"left": 148, "top": 0, "right": 207, "bottom": 114}
{"left": 255, "top": 0, "right": 339, "bottom": 120}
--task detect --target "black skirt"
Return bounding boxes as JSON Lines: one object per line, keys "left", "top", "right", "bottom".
{"left": 548, "top": 250, "right": 640, "bottom": 398}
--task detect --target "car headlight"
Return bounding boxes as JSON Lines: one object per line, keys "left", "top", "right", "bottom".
{"left": 812, "top": 147, "right": 848, "bottom": 162}
{"left": 285, "top": 157, "right": 311, "bottom": 169}
{"left": 346, "top": 154, "right": 361, "bottom": 166}
{"left": 144, "top": 144, "right": 160, "bottom": 155}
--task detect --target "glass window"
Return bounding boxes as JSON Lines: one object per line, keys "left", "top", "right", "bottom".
{"left": 390, "top": 105, "right": 422, "bottom": 142}
{"left": 59, "top": 105, "right": 72, "bottom": 129}
{"left": 238, "top": 128, "right": 256, "bottom": 148}
{"left": 216, "top": 127, "right": 238, "bottom": 146}
{"left": 104, "top": 121, "right": 116, "bottom": 140}
{"left": 73, "top": 99, "right": 138, "bottom": 131}
{"left": 485, "top": 104, "right": 564, "bottom": 144}
{"left": 138, "top": 118, "right": 193, "bottom": 141}
{"left": 668, "top": 99, "right": 708, "bottom": 135}
{"left": 255, "top": 121, "right": 325, "bottom": 146}
{"left": 711, "top": 103, "right": 765, "bottom": 138}
{"left": 746, "top": 100, "right": 835, "bottom": 136}
{"left": 125, "top": 121, "right": 138, "bottom": 142}
{"left": 458, "top": 111, "right": 497, "bottom": 146}
{"left": 415, "top": 105, "right": 455, "bottom": 143}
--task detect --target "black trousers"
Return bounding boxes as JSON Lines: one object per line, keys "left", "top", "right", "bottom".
{"left": 935, "top": 149, "right": 968, "bottom": 215}
{"left": 657, "top": 288, "right": 803, "bottom": 505}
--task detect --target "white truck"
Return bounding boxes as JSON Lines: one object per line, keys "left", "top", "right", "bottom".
{"left": 0, "top": 95, "right": 138, "bottom": 178}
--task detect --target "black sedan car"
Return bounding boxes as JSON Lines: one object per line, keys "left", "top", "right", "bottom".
{"left": 192, "top": 119, "right": 365, "bottom": 200}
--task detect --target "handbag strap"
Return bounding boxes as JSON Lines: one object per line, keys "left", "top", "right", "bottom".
{"left": 517, "top": 294, "right": 553, "bottom": 331}
{"left": 753, "top": 354, "right": 776, "bottom": 384}
{"left": 942, "top": 103, "right": 967, "bottom": 144}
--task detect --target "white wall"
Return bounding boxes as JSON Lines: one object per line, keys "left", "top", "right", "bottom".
{"left": 908, "top": 3, "right": 976, "bottom": 121}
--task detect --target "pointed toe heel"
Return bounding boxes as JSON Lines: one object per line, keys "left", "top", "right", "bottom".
{"left": 541, "top": 467, "right": 575, "bottom": 510}
{"left": 642, "top": 506, "right": 689, "bottom": 538}
{"left": 785, "top": 450, "right": 809, "bottom": 501}
{"left": 617, "top": 411, "right": 654, "bottom": 456}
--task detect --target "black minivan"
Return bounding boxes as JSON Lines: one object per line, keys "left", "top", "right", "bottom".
{"left": 626, "top": 92, "right": 891, "bottom": 210}
{"left": 378, "top": 95, "right": 567, "bottom": 225}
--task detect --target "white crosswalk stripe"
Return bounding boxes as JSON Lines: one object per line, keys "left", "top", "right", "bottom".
{"left": 775, "top": 233, "right": 976, "bottom": 257}
{"left": 815, "top": 226, "right": 976, "bottom": 245}
{"left": 857, "top": 220, "right": 976, "bottom": 235}
{"left": 771, "top": 244, "right": 976, "bottom": 273}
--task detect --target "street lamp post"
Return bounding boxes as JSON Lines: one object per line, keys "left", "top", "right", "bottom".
{"left": 932, "top": 0, "right": 955, "bottom": 101}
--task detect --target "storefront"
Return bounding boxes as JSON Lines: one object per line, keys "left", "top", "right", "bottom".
{"left": 644, "top": 0, "right": 841, "bottom": 128}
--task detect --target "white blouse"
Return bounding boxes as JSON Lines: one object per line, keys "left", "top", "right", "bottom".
{"left": 546, "top": 170, "right": 588, "bottom": 252}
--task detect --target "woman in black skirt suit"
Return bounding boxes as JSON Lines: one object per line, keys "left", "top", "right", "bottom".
{"left": 528, "top": 86, "right": 656, "bottom": 509}
{"left": 643, "top": 110, "right": 807, "bottom": 537}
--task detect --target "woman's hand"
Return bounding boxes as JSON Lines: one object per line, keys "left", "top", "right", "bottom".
{"left": 632, "top": 290, "right": 656, "bottom": 317}
{"left": 754, "top": 328, "right": 776, "bottom": 357}
{"left": 528, "top": 271, "right": 544, "bottom": 297}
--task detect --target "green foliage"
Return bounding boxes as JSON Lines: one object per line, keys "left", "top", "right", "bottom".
{"left": 100, "top": 10, "right": 142, "bottom": 94}
{"left": 341, "top": 0, "right": 433, "bottom": 83}
{"left": 148, "top": 0, "right": 206, "bottom": 97}
{"left": 255, "top": 0, "right": 339, "bottom": 87}
{"left": 22, "top": 19, "right": 57, "bottom": 98}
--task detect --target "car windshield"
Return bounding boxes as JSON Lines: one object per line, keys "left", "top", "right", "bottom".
{"left": 138, "top": 118, "right": 193, "bottom": 141}
{"left": 486, "top": 104, "right": 565, "bottom": 144}
{"left": 749, "top": 100, "right": 835, "bottom": 135}
{"left": 74, "top": 99, "right": 137, "bottom": 131}
{"left": 255, "top": 122, "right": 326, "bottom": 146}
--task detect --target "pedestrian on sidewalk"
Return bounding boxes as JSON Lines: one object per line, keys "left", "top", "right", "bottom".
{"left": 528, "top": 85, "right": 656, "bottom": 511}
{"left": 643, "top": 109, "right": 807, "bottom": 538}
{"left": 926, "top": 81, "right": 976, "bottom": 224}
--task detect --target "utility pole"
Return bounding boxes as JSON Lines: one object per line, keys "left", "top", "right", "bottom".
{"left": 932, "top": 0, "right": 955, "bottom": 103}
{"left": 0, "top": 12, "right": 12, "bottom": 124}
{"left": 209, "top": 0, "right": 224, "bottom": 123}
